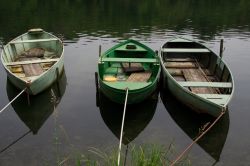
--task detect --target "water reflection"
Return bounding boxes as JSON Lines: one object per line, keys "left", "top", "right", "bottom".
{"left": 160, "top": 89, "right": 229, "bottom": 163}
{"left": 97, "top": 91, "right": 158, "bottom": 145}
{"left": 0, "top": 0, "right": 250, "bottom": 42}
{"left": 6, "top": 70, "right": 67, "bottom": 134}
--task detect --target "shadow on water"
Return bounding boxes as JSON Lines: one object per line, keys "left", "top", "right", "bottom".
{"left": 160, "top": 89, "right": 229, "bottom": 164}
{"left": 6, "top": 70, "right": 67, "bottom": 134}
{"left": 0, "top": 70, "right": 67, "bottom": 154}
{"left": 97, "top": 90, "right": 158, "bottom": 145}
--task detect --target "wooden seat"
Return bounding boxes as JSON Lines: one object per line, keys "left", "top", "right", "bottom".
{"left": 100, "top": 57, "right": 157, "bottom": 63}
{"left": 196, "top": 94, "right": 231, "bottom": 105}
{"left": 162, "top": 48, "right": 210, "bottom": 53}
{"left": 178, "top": 81, "right": 232, "bottom": 88}
{"left": 5, "top": 58, "right": 59, "bottom": 66}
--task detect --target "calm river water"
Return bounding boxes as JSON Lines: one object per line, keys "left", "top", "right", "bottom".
{"left": 0, "top": 0, "right": 250, "bottom": 165}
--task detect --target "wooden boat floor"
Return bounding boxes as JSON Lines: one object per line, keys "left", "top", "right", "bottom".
{"left": 182, "top": 69, "right": 218, "bottom": 94}
{"left": 122, "top": 62, "right": 144, "bottom": 73}
{"left": 127, "top": 71, "right": 152, "bottom": 82}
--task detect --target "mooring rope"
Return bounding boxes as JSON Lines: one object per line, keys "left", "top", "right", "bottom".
{"left": 117, "top": 88, "right": 129, "bottom": 166}
{"left": 0, "top": 88, "right": 27, "bottom": 114}
{"left": 170, "top": 108, "right": 226, "bottom": 166}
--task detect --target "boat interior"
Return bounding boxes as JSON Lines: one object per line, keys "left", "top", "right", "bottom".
{"left": 161, "top": 41, "right": 233, "bottom": 105}
{"left": 99, "top": 43, "right": 160, "bottom": 89}
{"left": 1, "top": 30, "right": 62, "bottom": 81}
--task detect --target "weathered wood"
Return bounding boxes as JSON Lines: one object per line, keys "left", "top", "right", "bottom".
{"left": 5, "top": 58, "right": 59, "bottom": 66}
{"left": 101, "top": 57, "right": 157, "bottom": 63}
{"left": 10, "top": 38, "right": 58, "bottom": 44}
{"left": 165, "top": 62, "right": 197, "bottom": 68}
{"left": 182, "top": 69, "right": 218, "bottom": 94}
{"left": 166, "top": 58, "right": 195, "bottom": 62}
{"left": 127, "top": 71, "right": 151, "bottom": 82}
{"left": 168, "top": 69, "right": 183, "bottom": 76}
{"left": 122, "top": 62, "right": 144, "bottom": 73}
{"left": 21, "top": 48, "right": 45, "bottom": 58}
{"left": 23, "top": 64, "right": 44, "bottom": 77}
{"left": 162, "top": 48, "right": 210, "bottom": 53}
{"left": 178, "top": 81, "right": 232, "bottom": 88}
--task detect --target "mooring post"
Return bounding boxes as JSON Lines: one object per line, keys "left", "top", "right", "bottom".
{"left": 219, "top": 39, "right": 224, "bottom": 58}
{"left": 56, "top": 68, "right": 61, "bottom": 97}
{"left": 99, "top": 45, "right": 101, "bottom": 57}
{"left": 26, "top": 82, "right": 31, "bottom": 106}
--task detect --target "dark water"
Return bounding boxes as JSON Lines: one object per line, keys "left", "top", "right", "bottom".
{"left": 0, "top": 0, "right": 250, "bottom": 165}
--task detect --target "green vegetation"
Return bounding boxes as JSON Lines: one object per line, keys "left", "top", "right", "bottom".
{"left": 0, "top": 0, "right": 250, "bottom": 41}
{"left": 75, "top": 144, "right": 191, "bottom": 166}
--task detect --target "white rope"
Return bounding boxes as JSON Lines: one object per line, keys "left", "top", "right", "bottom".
{"left": 117, "top": 88, "right": 129, "bottom": 166}
{"left": 0, "top": 88, "right": 27, "bottom": 114}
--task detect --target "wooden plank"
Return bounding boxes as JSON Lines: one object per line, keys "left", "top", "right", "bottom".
{"left": 178, "top": 81, "right": 232, "bottom": 88}
{"left": 182, "top": 69, "right": 217, "bottom": 94}
{"left": 10, "top": 38, "right": 58, "bottom": 44}
{"left": 166, "top": 58, "right": 195, "bottom": 62}
{"left": 162, "top": 48, "right": 210, "bottom": 53}
{"left": 101, "top": 58, "right": 157, "bottom": 63}
{"left": 23, "top": 64, "right": 44, "bottom": 77}
{"left": 122, "top": 62, "right": 144, "bottom": 73}
{"left": 168, "top": 69, "right": 183, "bottom": 76}
{"left": 127, "top": 71, "right": 152, "bottom": 82}
{"left": 165, "top": 62, "right": 197, "bottom": 68}
{"left": 5, "top": 58, "right": 59, "bottom": 66}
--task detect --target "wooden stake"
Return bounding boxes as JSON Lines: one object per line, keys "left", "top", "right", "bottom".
{"left": 219, "top": 39, "right": 224, "bottom": 58}
{"left": 99, "top": 45, "right": 101, "bottom": 57}
{"left": 56, "top": 68, "right": 61, "bottom": 97}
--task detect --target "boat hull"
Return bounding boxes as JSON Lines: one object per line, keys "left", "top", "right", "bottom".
{"left": 5, "top": 56, "right": 64, "bottom": 95}
{"left": 161, "top": 66, "right": 224, "bottom": 117}
{"left": 99, "top": 77, "right": 158, "bottom": 104}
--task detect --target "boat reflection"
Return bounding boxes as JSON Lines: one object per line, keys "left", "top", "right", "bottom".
{"left": 97, "top": 91, "right": 158, "bottom": 145}
{"left": 160, "top": 89, "right": 229, "bottom": 163}
{"left": 6, "top": 69, "right": 67, "bottom": 134}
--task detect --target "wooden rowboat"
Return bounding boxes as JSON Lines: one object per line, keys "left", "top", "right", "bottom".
{"left": 160, "top": 37, "right": 234, "bottom": 117}
{"left": 97, "top": 39, "right": 161, "bottom": 104}
{"left": 1, "top": 28, "right": 64, "bottom": 95}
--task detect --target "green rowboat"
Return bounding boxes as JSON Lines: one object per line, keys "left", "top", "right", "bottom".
{"left": 97, "top": 39, "right": 161, "bottom": 104}
{"left": 160, "top": 37, "right": 234, "bottom": 117}
{"left": 1, "top": 29, "right": 64, "bottom": 95}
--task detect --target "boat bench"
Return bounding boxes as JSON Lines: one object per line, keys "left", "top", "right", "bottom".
{"left": 104, "top": 81, "right": 152, "bottom": 90}
{"left": 5, "top": 58, "right": 60, "bottom": 66}
{"left": 196, "top": 94, "right": 231, "bottom": 105}
{"left": 161, "top": 48, "right": 210, "bottom": 53}
{"left": 10, "top": 38, "right": 59, "bottom": 44}
{"left": 100, "top": 57, "right": 157, "bottom": 63}
{"left": 177, "top": 81, "right": 233, "bottom": 88}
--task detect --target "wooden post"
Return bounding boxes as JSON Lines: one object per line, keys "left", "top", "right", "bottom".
{"left": 99, "top": 45, "right": 101, "bottom": 57}
{"left": 56, "top": 68, "right": 61, "bottom": 97}
{"left": 219, "top": 39, "right": 224, "bottom": 58}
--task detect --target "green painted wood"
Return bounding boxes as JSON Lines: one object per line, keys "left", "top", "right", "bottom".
{"left": 178, "top": 81, "right": 232, "bottom": 88}
{"left": 10, "top": 38, "right": 58, "bottom": 44}
{"left": 100, "top": 57, "right": 157, "bottom": 63}
{"left": 115, "top": 43, "right": 148, "bottom": 52}
{"left": 104, "top": 81, "right": 152, "bottom": 90}
{"left": 162, "top": 48, "right": 210, "bottom": 53}
{"left": 196, "top": 94, "right": 231, "bottom": 105}
{"left": 5, "top": 58, "right": 59, "bottom": 66}
{"left": 98, "top": 39, "right": 161, "bottom": 104}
